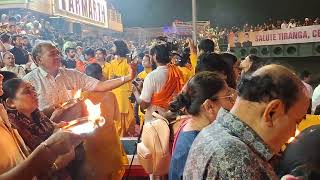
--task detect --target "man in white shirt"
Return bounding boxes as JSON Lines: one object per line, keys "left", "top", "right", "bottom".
{"left": 23, "top": 42, "right": 136, "bottom": 114}
{"left": 1, "top": 51, "right": 25, "bottom": 78}
{"left": 132, "top": 43, "right": 183, "bottom": 121}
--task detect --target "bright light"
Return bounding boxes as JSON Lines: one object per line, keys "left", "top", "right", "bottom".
{"left": 287, "top": 129, "right": 300, "bottom": 143}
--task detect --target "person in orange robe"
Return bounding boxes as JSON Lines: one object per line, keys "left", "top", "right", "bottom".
{"left": 76, "top": 48, "right": 97, "bottom": 72}
{"left": 132, "top": 43, "right": 184, "bottom": 122}
{"left": 81, "top": 63, "right": 128, "bottom": 180}
{"left": 109, "top": 40, "right": 135, "bottom": 136}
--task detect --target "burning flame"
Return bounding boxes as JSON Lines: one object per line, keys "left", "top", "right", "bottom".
{"left": 66, "top": 99, "right": 105, "bottom": 134}
{"left": 287, "top": 129, "right": 300, "bottom": 143}
{"left": 74, "top": 89, "right": 82, "bottom": 99}
{"left": 84, "top": 99, "right": 101, "bottom": 122}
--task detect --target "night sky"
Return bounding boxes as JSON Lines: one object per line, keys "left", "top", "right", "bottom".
{"left": 111, "top": 0, "right": 320, "bottom": 28}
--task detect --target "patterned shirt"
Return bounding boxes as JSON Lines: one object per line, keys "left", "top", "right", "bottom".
{"left": 7, "top": 109, "right": 54, "bottom": 151}
{"left": 23, "top": 67, "right": 99, "bottom": 110}
{"left": 183, "top": 109, "right": 278, "bottom": 180}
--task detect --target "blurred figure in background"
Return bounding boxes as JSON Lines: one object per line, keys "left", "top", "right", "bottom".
{"left": 176, "top": 48, "right": 193, "bottom": 84}
{"left": 300, "top": 70, "right": 313, "bottom": 98}
{"left": 196, "top": 53, "right": 236, "bottom": 89}
{"left": 1, "top": 33, "right": 13, "bottom": 51}
{"left": 95, "top": 48, "right": 111, "bottom": 80}
{"left": 10, "top": 34, "right": 29, "bottom": 65}
{"left": 1, "top": 51, "right": 25, "bottom": 78}
{"left": 61, "top": 47, "right": 77, "bottom": 69}
{"left": 239, "top": 54, "right": 265, "bottom": 75}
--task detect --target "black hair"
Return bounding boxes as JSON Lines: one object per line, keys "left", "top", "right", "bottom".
{"left": 300, "top": 70, "right": 311, "bottom": 80}
{"left": 65, "top": 47, "right": 76, "bottom": 54}
{"left": 106, "top": 54, "right": 114, "bottom": 62}
{"left": 177, "top": 48, "right": 191, "bottom": 67}
{"left": 2, "top": 78, "right": 43, "bottom": 126}
{"left": 198, "top": 39, "right": 215, "bottom": 54}
{"left": 96, "top": 48, "right": 107, "bottom": 56}
{"left": 84, "top": 48, "right": 95, "bottom": 57}
{"left": 221, "top": 52, "right": 238, "bottom": 67}
{"left": 169, "top": 71, "right": 225, "bottom": 115}
{"left": 150, "top": 43, "right": 171, "bottom": 65}
{"left": 2, "top": 78, "right": 23, "bottom": 101}
{"left": 196, "top": 53, "right": 236, "bottom": 89}
{"left": 0, "top": 33, "right": 11, "bottom": 43}
{"left": 85, "top": 63, "right": 102, "bottom": 80}
{"left": 246, "top": 54, "right": 264, "bottom": 74}
{"left": 0, "top": 71, "right": 17, "bottom": 83}
{"left": 113, "top": 40, "right": 129, "bottom": 57}
{"left": 12, "top": 34, "right": 22, "bottom": 43}
{"left": 237, "top": 72, "right": 300, "bottom": 112}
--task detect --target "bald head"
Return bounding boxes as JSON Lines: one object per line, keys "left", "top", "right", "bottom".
{"left": 238, "top": 64, "right": 307, "bottom": 111}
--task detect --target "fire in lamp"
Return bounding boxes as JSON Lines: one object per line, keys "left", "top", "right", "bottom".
{"left": 63, "top": 90, "right": 105, "bottom": 134}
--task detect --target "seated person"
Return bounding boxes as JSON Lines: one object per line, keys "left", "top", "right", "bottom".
{"left": 169, "top": 72, "right": 236, "bottom": 180}
{"left": 0, "top": 72, "right": 83, "bottom": 178}
{"left": 0, "top": 130, "right": 84, "bottom": 180}
{"left": 1, "top": 51, "right": 25, "bottom": 78}
{"left": 1, "top": 78, "right": 73, "bottom": 178}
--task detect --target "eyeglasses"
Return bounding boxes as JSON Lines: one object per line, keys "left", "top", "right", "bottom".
{"left": 211, "top": 88, "right": 237, "bottom": 103}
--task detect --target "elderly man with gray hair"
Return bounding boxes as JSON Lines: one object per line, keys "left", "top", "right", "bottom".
{"left": 184, "top": 64, "right": 309, "bottom": 180}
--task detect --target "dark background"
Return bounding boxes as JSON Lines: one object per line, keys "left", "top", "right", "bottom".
{"left": 111, "top": 0, "right": 320, "bottom": 28}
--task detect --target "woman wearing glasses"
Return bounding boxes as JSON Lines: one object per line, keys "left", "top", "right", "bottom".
{"left": 168, "top": 71, "right": 236, "bottom": 180}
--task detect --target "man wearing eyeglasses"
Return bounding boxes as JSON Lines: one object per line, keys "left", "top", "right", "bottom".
{"left": 184, "top": 64, "right": 309, "bottom": 180}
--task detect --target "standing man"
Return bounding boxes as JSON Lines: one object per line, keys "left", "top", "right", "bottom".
{"left": 95, "top": 48, "right": 111, "bottom": 80}
{"left": 10, "top": 34, "right": 29, "bottom": 65}
{"left": 23, "top": 42, "right": 137, "bottom": 115}
{"left": 184, "top": 64, "right": 309, "bottom": 179}
{"left": 133, "top": 43, "right": 184, "bottom": 121}
{"left": 61, "top": 47, "right": 77, "bottom": 69}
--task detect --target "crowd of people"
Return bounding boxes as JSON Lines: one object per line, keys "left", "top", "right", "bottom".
{"left": 0, "top": 9, "right": 320, "bottom": 180}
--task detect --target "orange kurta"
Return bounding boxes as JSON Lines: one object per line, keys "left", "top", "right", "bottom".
{"left": 81, "top": 92, "right": 128, "bottom": 180}
{"left": 109, "top": 57, "right": 135, "bottom": 136}
{"left": 178, "top": 66, "right": 193, "bottom": 84}
{"left": 151, "top": 64, "right": 184, "bottom": 109}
